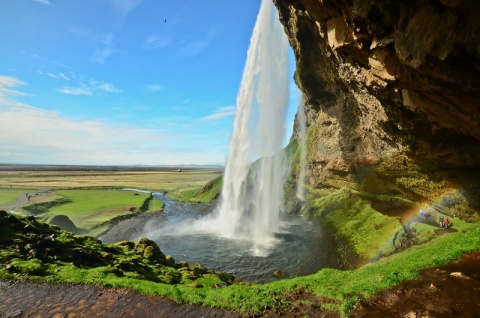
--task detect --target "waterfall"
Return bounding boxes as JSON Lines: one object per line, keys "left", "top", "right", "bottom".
{"left": 210, "top": 0, "right": 290, "bottom": 255}
{"left": 296, "top": 95, "right": 307, "bottom": 200}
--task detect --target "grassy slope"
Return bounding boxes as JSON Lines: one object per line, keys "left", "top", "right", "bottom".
{"left": 309, "top": 189, "right": 404, "bottom": 259}
{"left": 18, "top": 189, "right": 165, "bottom": 236}
{"left": 166, "top": 175, "right": 222, "bottom": 203}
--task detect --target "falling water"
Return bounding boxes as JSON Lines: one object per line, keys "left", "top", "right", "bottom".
{"left": 296, "top": 95, "right": 307, "bottom": 200}
{"left": 210, "top": 0, "right": 290, "bottom": 255}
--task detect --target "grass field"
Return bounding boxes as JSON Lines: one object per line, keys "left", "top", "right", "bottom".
{"left": 0, "top": 167, "right": 222, "bottom": 236}
{"left": 0, "top": 188, "right": 34, "bottom": 206}
{"left": 0, "top": 169, "right": 222, "bottom": 192}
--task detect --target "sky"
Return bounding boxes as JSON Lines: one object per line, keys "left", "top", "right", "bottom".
{"left": 0, "top": 0, "right": 298, "bottom": 166}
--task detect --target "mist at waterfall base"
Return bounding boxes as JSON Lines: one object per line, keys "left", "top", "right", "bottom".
{"left": 127, "top": 0, "right": 332, "bottom": 282}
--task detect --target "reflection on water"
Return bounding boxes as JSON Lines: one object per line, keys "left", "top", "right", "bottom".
{"left": 102, "top": 192, "right": 339, "bottom": 283}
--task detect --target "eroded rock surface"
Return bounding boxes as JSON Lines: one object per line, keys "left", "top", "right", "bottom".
{"left": 274, "top": 0, "right": 480, "bottom": 220}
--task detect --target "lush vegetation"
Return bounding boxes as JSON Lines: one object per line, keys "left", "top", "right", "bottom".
{"left": 1, "top": 167, "right": 479, "bottom": 317}
{"left": 18, "top": 189, "right": 161, "bottom": 236}
{"left": 166, "top": 175, "right": 222, "bottom": 203}
{"left": 1, "top": 209, "right": 479, "bottom": 317}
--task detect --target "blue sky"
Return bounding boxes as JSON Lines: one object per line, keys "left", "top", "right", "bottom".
{"left": 0, "top": 0, "right": 298, "bottom": 166}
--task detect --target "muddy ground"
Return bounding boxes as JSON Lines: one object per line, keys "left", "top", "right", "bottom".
{"left": 1, "top": 251, "right": 478, "bottom": 318}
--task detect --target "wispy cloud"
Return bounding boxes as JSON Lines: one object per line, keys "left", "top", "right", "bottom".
{"left": 110, "top": 0, "right": 143, "bottom": 17}
{"left": 0, "top": 76, "right": 26, "bottom": 105}
{"left": 144, "top": 28, "right": 215, "bottom": 58}
{"left": 144, "top": 33, "right": 173, "bottom": 49}
{"left": 39, "top": 71, "right": 70, "bottom": 81}
{"left": 199, "top": 106, "right": 235, "bottom": 122}
{"left": 56, "top": 86, "right": 92, "bottom": 96}
{"left": 178, "top": 30, "right": 215, "bottom": 58}
{"left": 57, "top": 79, "right": 122, "bottom": 96}
{"left": 90, "top": 33, "right": 115, "bottom": 64}
{"left": 98, "top": 82, "right": 122, "bottom": 93}
{"left": 147, "top": 84, "right": 164, "bottom": 92}
{"left": 33, "top": 0, "right": 51, "bottom": 6}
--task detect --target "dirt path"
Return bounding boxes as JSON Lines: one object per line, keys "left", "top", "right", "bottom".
{"left": 0, "top": 279, "right": 241, "bottom": 318}
{"left": 0, "top": 189, "right": 51, "bottom": 212}
{"left": 352, "top": 250, "right": 480, "bottom": 318}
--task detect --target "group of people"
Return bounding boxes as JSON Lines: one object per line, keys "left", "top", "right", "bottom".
{"left": 418, "top": 207, "right": 451, "bottom": 228}
{"left": 418, "top": 208, "right": 429, "bottom": 219}
{"left": 438, "top": 215, "right": 451, "bottom": 228}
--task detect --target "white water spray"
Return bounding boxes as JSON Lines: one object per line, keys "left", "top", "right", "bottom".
{"left": 296, "top": 95, "right": 307, "bottom": 200}
{"left": 209, "top": 0, "right": 290, "bottom": 254}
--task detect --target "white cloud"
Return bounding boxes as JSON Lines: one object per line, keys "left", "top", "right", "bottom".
{"left": 0, "top": 76, "right": 26, "bottom": 104}
{"left": 199, "top": 106, "right": 236, "bottom": 121}
{"left": 33, "top": 0, "right": 51, "bottom": 5}
{"left": 99, "top": 82, "right": 123, "bottom": 93}
{"left": 56, "top": 86, "right": 93, "bottom": 96}
{"left": 57, "top": 79, "right": 122, "bottom": 96}
{"left": 0, "top": 75, "right": 225, "bottom": 165}
{"left": 45, "top": 72, "right": 70, "bottom": 80}
{"left": 147, "top": 84, "right": 164, "bottom": 92}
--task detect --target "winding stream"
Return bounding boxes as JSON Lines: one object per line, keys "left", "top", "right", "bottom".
{"left": 100, "top": 192, "right": 339, "bottom": 283}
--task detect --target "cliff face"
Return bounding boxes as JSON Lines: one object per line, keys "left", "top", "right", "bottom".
{"left": 274, "top": 0, "right": 480, "bottom": 220}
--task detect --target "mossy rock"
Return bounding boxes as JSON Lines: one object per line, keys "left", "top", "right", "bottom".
{"left": 134, "top": 237, "right": 166, "bottom": 261}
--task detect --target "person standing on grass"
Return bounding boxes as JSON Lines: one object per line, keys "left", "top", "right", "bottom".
{"left": 439, "top": 215, "right": 444, "bottom": 228}
{"left": 444, "top": 218, "right": 450, "bottom": 228}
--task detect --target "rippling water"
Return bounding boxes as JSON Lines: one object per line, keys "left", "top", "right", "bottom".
{"left": 101, "top": 192, "right": 339, "bottom": 283}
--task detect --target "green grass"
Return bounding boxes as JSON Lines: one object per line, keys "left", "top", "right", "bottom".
{"left": 1, "top": 209, "right": 479, "bottom": 317}
{"left": 20, "top": 189, "right": 162, "bottom": 233}
{"left": 309, "top": 190, "right": 403, "bottom": 259}
{"left": 0, "top": 188, "right": 33, "bottom": 206}
{"left": 167, "top": 176, "right": 222, "bottom": 203}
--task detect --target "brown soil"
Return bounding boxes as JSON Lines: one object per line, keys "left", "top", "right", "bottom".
{"left": 0, "top": 279, "right": 242, "bottom": 318}
{"left": 352, "top": 250, "right": 480, "bottom": 318}
{"left": 1, "top": 251, "right": 478, "bottom": 318}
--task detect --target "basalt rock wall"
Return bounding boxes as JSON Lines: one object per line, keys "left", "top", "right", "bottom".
{"left": 273, "top": 0, "right": 480, "bottom": 220}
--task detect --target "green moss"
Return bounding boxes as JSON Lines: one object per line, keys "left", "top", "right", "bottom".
{"left": 309, "top": 190, "right": 403, "bottom": 259}
{"left": 410, "top": 222, "right": 437, "bottom": 244}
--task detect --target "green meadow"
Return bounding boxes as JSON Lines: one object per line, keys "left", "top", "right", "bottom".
{"left": 0, "top": 188, "right": 34, "bottom": 206}
{"left": 0, "top": 168, "right": 222, "bottom": 236}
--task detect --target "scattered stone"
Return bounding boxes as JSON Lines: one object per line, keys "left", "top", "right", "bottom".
{"left": 450, "top": 271, "right": 469, "bottom": 279}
